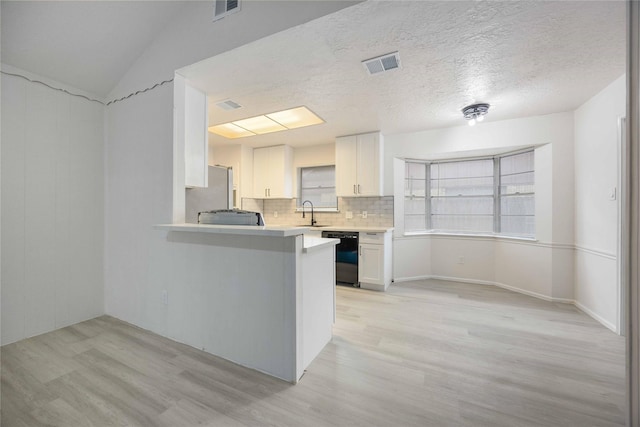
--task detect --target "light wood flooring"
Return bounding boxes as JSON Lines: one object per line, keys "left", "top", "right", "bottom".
{"left": 1, "top": 279, "right": 626, "bottom": 426}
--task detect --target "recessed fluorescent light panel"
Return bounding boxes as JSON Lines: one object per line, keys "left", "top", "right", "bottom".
{"left": 266, "top": 106, "right": 324, "bottom": 129}
{"left": 232, "top": 115, "right": 287, "bottom": 134}
{"left": 208, "top": 123, "right": 255, "bottom": 139}
{"left": 208, "top": 106, "right": 324, "bottom": 139}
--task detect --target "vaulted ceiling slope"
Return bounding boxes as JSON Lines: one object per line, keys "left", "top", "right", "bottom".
{"left": 1, "top": 1, "right": 188, "bottom": 98}
{"left": 1, "top": 0, "right": 626, "bottom": 146}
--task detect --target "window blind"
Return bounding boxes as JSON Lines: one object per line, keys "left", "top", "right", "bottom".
{"left": 299, "top": 165, "right": 337, "bottom": 208}
{"left": 404, "top": 149, "right": 535, "bottom": 238}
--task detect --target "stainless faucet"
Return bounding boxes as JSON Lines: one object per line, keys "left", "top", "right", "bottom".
{"left": 301, "top": 200, "right": 317, "bottom": 226}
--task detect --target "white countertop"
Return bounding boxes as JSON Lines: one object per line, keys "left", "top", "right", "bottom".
{"left": 292, "top": 225, "right": 394, "bottom": 233}
{"left": 154, "top": 223, "right": 308, "bottom": 237}
{"left": 314, "top": 226, "right": 394, "bottom": 233}
{"left": 155, "top": 223, "right": 394, "bottom": 238}
{"left": 303, "top": 236, "right": 339, "bottom": 253}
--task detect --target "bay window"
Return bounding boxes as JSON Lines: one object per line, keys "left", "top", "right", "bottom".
{"left": 404, "top": 150, "right": 535, "bottom": 238}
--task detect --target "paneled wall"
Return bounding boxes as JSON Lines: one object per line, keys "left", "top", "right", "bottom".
{"left": 1, "top": 71, "right": 105, "bottom": 345}
{"left": 574, "top": 74, "right": 625, "bottom": 332}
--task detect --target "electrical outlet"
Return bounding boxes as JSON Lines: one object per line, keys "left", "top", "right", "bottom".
{"left": 274, "top": 211, "right": 278, "bottom": 217}
{"left": 457, "top": 256, "right": 465, "bottom": 265}
{"left": 362, "top": 211, "right": 368, "bottom": 219}
{"left": 161, "top": 290, "right": 168, "bottom": 305}
{"left": 346, "top": 211, "right": 353, "bottom": 219}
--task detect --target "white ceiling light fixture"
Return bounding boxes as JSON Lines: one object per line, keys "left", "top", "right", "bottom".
{"left": 462, "top": 103, "right": 490, "bottom": 126}
{"left": 208, "top": 106, "right": 324, "bottom": 139}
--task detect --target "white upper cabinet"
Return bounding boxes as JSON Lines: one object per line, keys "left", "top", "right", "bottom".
{"left": 253, "top": 145, "right": 293, "bottom": 198}
{"left": 335, "top": 132, "right": 384, "bottom": 197}
{"left": 335, "top": 135, "right": 358, "bottom": 197}
{"left": 175, "top": 74, "right": 208, "bottom": 188}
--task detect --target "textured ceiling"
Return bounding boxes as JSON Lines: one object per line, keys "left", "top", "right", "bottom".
{"left": 180, "top": 0, "right": 626, "bottom": 148}
{"left": 1, "top": 1, "right": 187, "bottom": 97}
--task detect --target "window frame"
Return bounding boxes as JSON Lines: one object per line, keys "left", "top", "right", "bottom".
{"left": 296, "top": 164, "right": 339, "bottom": 212}
{"left": 404, "top": 148, "right": 535, "bottom": 238}
{"left": 497, "top": 150, "right": 536, "bottom": 237}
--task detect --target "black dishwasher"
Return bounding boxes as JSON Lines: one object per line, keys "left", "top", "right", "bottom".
{"left": 322, "top": 231, "right": 359, "bottom": 287}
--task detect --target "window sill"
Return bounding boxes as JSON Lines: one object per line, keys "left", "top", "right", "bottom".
{"left": 402, "top": 230, "right": 537, "bottom": 243}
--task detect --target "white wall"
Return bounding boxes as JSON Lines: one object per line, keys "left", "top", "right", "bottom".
{"left": 431, "top": 236, "right": 495, "bottom": 283}
{"left": 1, "top": 71, "right": 104, "bottom": 345}
{"left": 293, "top": 143, "right": 335, "bottom": 168}
{"left": 388, "top": 112, "right": 576, "bottom": 303}
{"left": 574, "top": 74, "right": 625, "bottom": 331}
{"left": 105, "top": 82, "right": 174, "bottom": 324}
{"left": 104, "top": 2, "right": 356, "bottom": 331}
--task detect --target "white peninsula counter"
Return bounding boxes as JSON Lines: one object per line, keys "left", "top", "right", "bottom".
{"left": 152, "top": 224, "right": 338, "bottom": 383}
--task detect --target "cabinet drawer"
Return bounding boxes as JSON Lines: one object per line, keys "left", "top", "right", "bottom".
{"left": 359, "top": 232, "right": 384, "bottom": 244}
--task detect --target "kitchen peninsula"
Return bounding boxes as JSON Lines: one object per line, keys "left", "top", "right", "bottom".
{"left": 153, "top": 223, "right": 338, "bottom": 383}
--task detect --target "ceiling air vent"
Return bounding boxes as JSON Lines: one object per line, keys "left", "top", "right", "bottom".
{"left": 213, "top": 0, "right": 240, "bottom": 22}
{"left": 362, "top": 52, "right": 401, "bottom": 75}
{"left": 216, "top": 99, "right": 242, "bottom": 111}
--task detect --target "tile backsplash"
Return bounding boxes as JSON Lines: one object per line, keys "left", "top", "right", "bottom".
{"left": 242, "top": 197, "right": 394, "bottom": 228}
{"left": 241, "top": 198, "right": 264, "bottom": 215}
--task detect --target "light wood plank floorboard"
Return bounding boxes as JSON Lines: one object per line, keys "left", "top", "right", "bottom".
{"left": 1, "top": 279, "right": 625, "bottom": 426}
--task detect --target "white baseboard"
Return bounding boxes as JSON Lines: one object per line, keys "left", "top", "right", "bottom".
{"left": 493, "top": 281, "right": 574, "bottom": 304}
{"left": 360, "top": 282, "right": 387, "bottom": 292}
{"left": 574, "top": 301, "right": 618, "bottom": 334}
{"left": 430, "top": 275, "right": 495, "bottom": 287}
{"left": 429, "top": 275, "right": 572, "bottom": 303}
{"left": 392, "top": 275, "right": 432, "bottom": 283}
{"left": 394, "top": 274, "right": 617, "bottom": 333}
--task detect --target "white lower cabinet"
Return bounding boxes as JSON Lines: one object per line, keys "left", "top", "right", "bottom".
{"left": 359, "top": 244, "right": 384, "bottom": 284}
{"left": 358, "top": 231, "right": 392, "bottom": 291}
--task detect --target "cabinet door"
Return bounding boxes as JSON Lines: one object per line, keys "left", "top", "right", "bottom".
{"left": 178, "top": 77, "right": 208, "bottom": 188}
{"left": 356, "top": 133, "right": 381, "bottom": 196}
{"left": 359, "top": 243, "right": 384, "bottom": 285}
{"left": 266, "top": 145, "right": 292, "bottom": 198}
{"left": 335, "top": 136, "right": 358, "bottom": 197}
{"left": 253, "top": 147, "right": 270, "bottom": 198}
